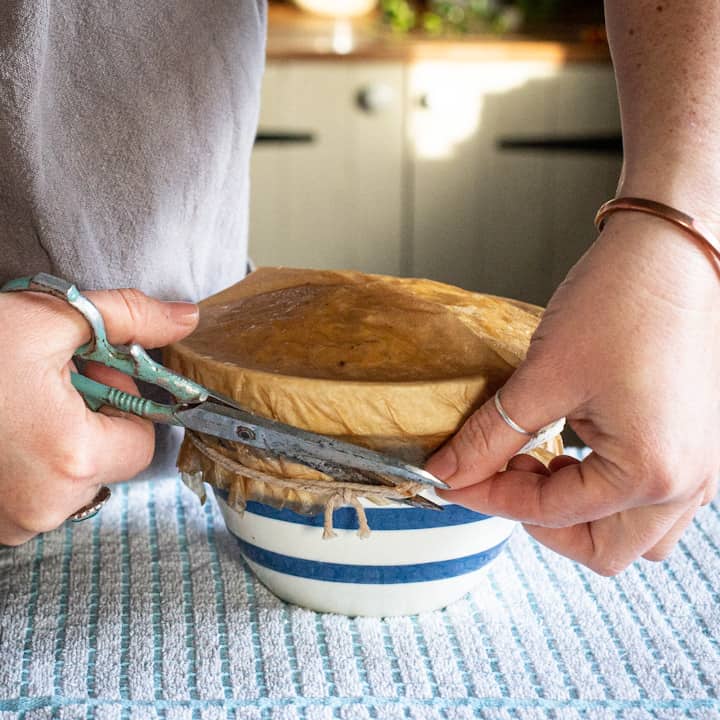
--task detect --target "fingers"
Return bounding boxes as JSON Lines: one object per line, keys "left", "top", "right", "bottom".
{"left": 548, "top": 455, "right": 581, "bottom": 473}
{"left": 10, "top": 287, "right": 199, "bottom": 360}
{"left": 0, "top": 291, "right": 171, "bottom": 546}
{"left": 506, "top": 454, "right": 549, "bottom": 474}
{"left": 0, "top": 477, "right": 112, "bottom": 546}
{"left": 2, "top": 420, "right": 148, "bottom": 544}
{"left": 642, "top": 497, "right": 702, "bottom": 562}
{"left": 524, "top": 499, "right": 695, "bottom": 576}
{"left": 438, "top": 451, "right": 637, "bottom": 527}
{"left": 0, "top": 525, "right": 37, "bottom": 547}
{"left": 425, "top": 368, "right": 571, "bottom": 487}
{"left": 83, "top": 360, "right": 141, "bottom": 397}
{"left": 48, "top": 406, "right": 155, "bottom": 488}
{"left": 64, "top": 288, "right": 199, "bottom": 351}
{"left": 80, "top": 362, "right": 156, "bottom": 483}
{"left": 49, "top": 289, "right": 191, "bottom": 484}
{"left": 87, "top": 413, "right": 156, "bottom": 484}
{"left": 1, "top": 400, "right": 153, "bottom": 545}
{"left": 505, "top": 453, "right": 580, "bottom": 476}
{"left": 702, "top": 477, "right": 718, "bottom": 505}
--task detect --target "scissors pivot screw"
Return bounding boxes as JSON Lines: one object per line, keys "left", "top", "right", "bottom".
{"left": 236, "top": 427, "right": 256, "bottom": 441}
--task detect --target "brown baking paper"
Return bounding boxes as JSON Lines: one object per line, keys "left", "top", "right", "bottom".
{"left": 164, "top": 268, "right": 563, "bottom": 533}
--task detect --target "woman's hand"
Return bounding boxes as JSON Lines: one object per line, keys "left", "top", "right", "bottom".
{"left": 0, "top": 288, "right": 198, "bottom": 546}
{"left": 426, "top": 213, "right": 720, "bottom": 574}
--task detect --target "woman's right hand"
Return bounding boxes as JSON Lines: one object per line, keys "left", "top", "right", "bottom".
{"left": 0, "top": 287, "right": 198, "bottom": 546}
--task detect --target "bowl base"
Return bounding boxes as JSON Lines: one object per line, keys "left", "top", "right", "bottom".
{"left": 243, "top": 555, "right": 500, "bottom": 616}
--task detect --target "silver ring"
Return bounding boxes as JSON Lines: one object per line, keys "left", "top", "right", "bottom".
{"left": 494, "top": 389, "right": 532, "bottom": 435}
{"left": 69, "top": 486, "right": 111, "bottom": 522}
{"left": 494, "top": 389, "right": 567, "bottom": 454}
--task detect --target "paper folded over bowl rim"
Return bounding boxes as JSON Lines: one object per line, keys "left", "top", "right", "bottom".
{"left": 169, "top": 347, "right": 512, "bottom": 439}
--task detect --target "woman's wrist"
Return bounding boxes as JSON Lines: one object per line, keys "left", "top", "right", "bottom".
{"left": 596, "top": 211, "right": 720, "bottom": 310}
{"left": 596, "top": 197, "right": 720, "bottom": 272}
{"left": 618, "top": 161, "right": 720, "bottom": 239}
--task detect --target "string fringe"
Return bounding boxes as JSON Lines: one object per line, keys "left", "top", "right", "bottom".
{"left": 185, "top": 431, "right": 422, "bottom": 539}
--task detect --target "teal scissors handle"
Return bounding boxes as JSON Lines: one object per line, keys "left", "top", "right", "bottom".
{"left": 1, "top": 273, "right": 209, "bottom": 422}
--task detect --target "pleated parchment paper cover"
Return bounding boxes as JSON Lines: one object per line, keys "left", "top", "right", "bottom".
{"left": 164, "top": 268, "right": 563, "bottom": 535}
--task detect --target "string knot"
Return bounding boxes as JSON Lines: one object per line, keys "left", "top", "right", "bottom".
{"left": 185, "top": 431, "right": 423, "bottom": 539}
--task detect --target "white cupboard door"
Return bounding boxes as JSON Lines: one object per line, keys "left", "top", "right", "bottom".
{"left": 249, "top": 62, "right": 406, "bottom": 275}
{"left": 409, "top": 61, "right": 621, "bottom": 305}
{"left": 546, "top": 65, "right": 622, "bottom": 291}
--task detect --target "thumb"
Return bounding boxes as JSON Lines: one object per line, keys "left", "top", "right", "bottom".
{"left": 425, "top": 365, "right": 570, "bottom": 488}
{"left": 69, "top": 288, "right": 199, "bottom": 350}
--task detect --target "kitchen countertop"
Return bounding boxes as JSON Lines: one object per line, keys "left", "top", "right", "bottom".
{"left": 2, "top": 451, "right": 720, "bottom": 719}
{"left": 266, "top": 5, "right": 612, "bottom": 63}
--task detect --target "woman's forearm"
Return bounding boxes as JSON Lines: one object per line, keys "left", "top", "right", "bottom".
{"left": 605, "top": 1, "right": 720, "bottom": 226}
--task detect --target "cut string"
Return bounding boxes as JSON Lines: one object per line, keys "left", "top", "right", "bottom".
{"left": 185, "top": 432, "right": 424, "bottom": 539}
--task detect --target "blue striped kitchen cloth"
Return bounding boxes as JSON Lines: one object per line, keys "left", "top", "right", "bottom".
{"left": 1, "top": 466, "right": 719, "bottom": 720}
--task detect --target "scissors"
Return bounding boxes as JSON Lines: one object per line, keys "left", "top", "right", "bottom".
{"left": 1, "top": 273, "right": 448, "bottom": 499}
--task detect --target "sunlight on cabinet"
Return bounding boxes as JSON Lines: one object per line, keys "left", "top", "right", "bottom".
{"left": 409, "top": 61, "right": 621, "bottom": 305}
{"left": 410, "top": 61, "right": 558, "bottom": 160}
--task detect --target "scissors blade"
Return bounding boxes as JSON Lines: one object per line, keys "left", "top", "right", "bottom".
{"left": 174, "top": 401, "right": 449, "bottom": 490}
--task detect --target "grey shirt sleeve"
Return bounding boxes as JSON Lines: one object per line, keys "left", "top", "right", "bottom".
{"left": 0, "top": 0, "right": 267, "bottom": 302}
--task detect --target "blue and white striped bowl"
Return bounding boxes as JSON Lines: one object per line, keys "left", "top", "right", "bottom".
{"left": 213, "top": 488, "right": 515, "bottom": 616}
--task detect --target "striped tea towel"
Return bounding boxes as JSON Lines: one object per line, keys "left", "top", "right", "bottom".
{"left": 1, "top": 470, "right": 719, "bottom": 720}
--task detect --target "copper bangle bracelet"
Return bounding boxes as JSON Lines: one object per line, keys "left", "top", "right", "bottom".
{"left": 595, "top": 197, "right": 720, "bottom": 266}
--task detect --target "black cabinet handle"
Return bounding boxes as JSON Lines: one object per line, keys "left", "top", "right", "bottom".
{"left": 255, "top": 130, "right": 317, "bottom": 145}
{"left": 498, "top": 134, "right": 622, "bottom": 155}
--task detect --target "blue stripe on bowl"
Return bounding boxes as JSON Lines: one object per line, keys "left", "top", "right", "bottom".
{"left": 233, "top": 536, "right": 508, "bottom": 584}
{"left": 213, "top": 489, "right": 491, "bottom": 530}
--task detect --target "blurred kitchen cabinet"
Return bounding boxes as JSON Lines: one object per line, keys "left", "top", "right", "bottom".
{"left": 249, "top": 59, "right": 621, "bottom": 305}
{"left": 546, "top": 65, "right": 622, "bottom": 292}
{"left": 409, "top": 61, "right": 621, "bottom": 305}
{"left": 249, "top": 62, "right": 407, "bottom": 274}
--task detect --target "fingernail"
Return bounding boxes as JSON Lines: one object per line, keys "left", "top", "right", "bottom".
{"left": 168, "top": 301, "right": 199, "bottom": 324}
{"left": 425, "top": 445, "right": 458, "bottom": 483}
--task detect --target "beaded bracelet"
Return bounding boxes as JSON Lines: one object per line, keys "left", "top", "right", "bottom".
{"left": 595, "top": 197, "right": 720, "bottom": 267}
